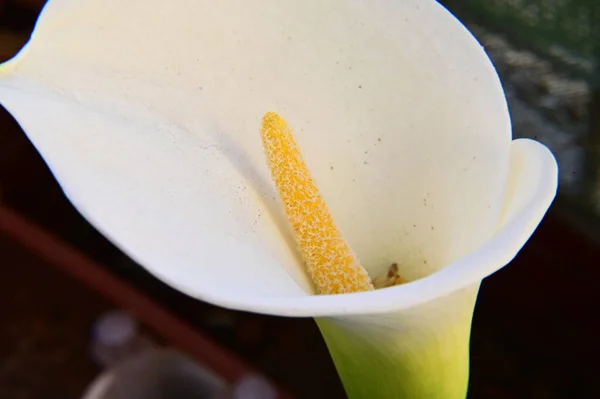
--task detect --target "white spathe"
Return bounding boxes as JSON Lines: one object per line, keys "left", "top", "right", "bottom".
{"left": 316, "top": 138, "right": 556, "bottom": 397}
{"left": 0, "top": 0, "right": 557, "bottom": 320}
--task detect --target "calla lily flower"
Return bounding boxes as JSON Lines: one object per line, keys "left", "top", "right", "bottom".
{"left": 0, "top": 0, "right": 557, "bottom": 398}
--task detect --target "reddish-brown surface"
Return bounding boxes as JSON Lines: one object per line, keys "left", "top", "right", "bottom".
{"left": 0, "top": 208, "right": 271, "bottom": 385}
{"left": 0, "top": 230, "right": 107, "bottom": 398}
{"left": 471, "top": 213, "right": 600, "bottom": 398}
{"left": 478, "top": 214, "right": 600, "bottom": 366}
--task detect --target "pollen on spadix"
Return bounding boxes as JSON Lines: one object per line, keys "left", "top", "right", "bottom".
{"left": 260, "top": 112, "right": 374, "bottom": 294}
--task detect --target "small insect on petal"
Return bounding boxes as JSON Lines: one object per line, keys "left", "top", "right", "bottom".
{"left": 260, "top": 112, "right": 374, "bottom": 294}
{"left": 372, "top": 263, "right": 406, "bottom": 289}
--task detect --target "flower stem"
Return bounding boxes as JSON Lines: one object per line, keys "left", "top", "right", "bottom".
{"left": 316, "top": 286, "right": 479, "bottom": 399}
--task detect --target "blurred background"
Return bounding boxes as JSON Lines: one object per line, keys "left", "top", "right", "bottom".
{"left": 0, "top": 0, "right": 598, "bottom": 398}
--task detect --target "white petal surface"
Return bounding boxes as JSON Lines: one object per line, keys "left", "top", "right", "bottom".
{"left": 0, "top": 0, "right": 548, "bottom": 316}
